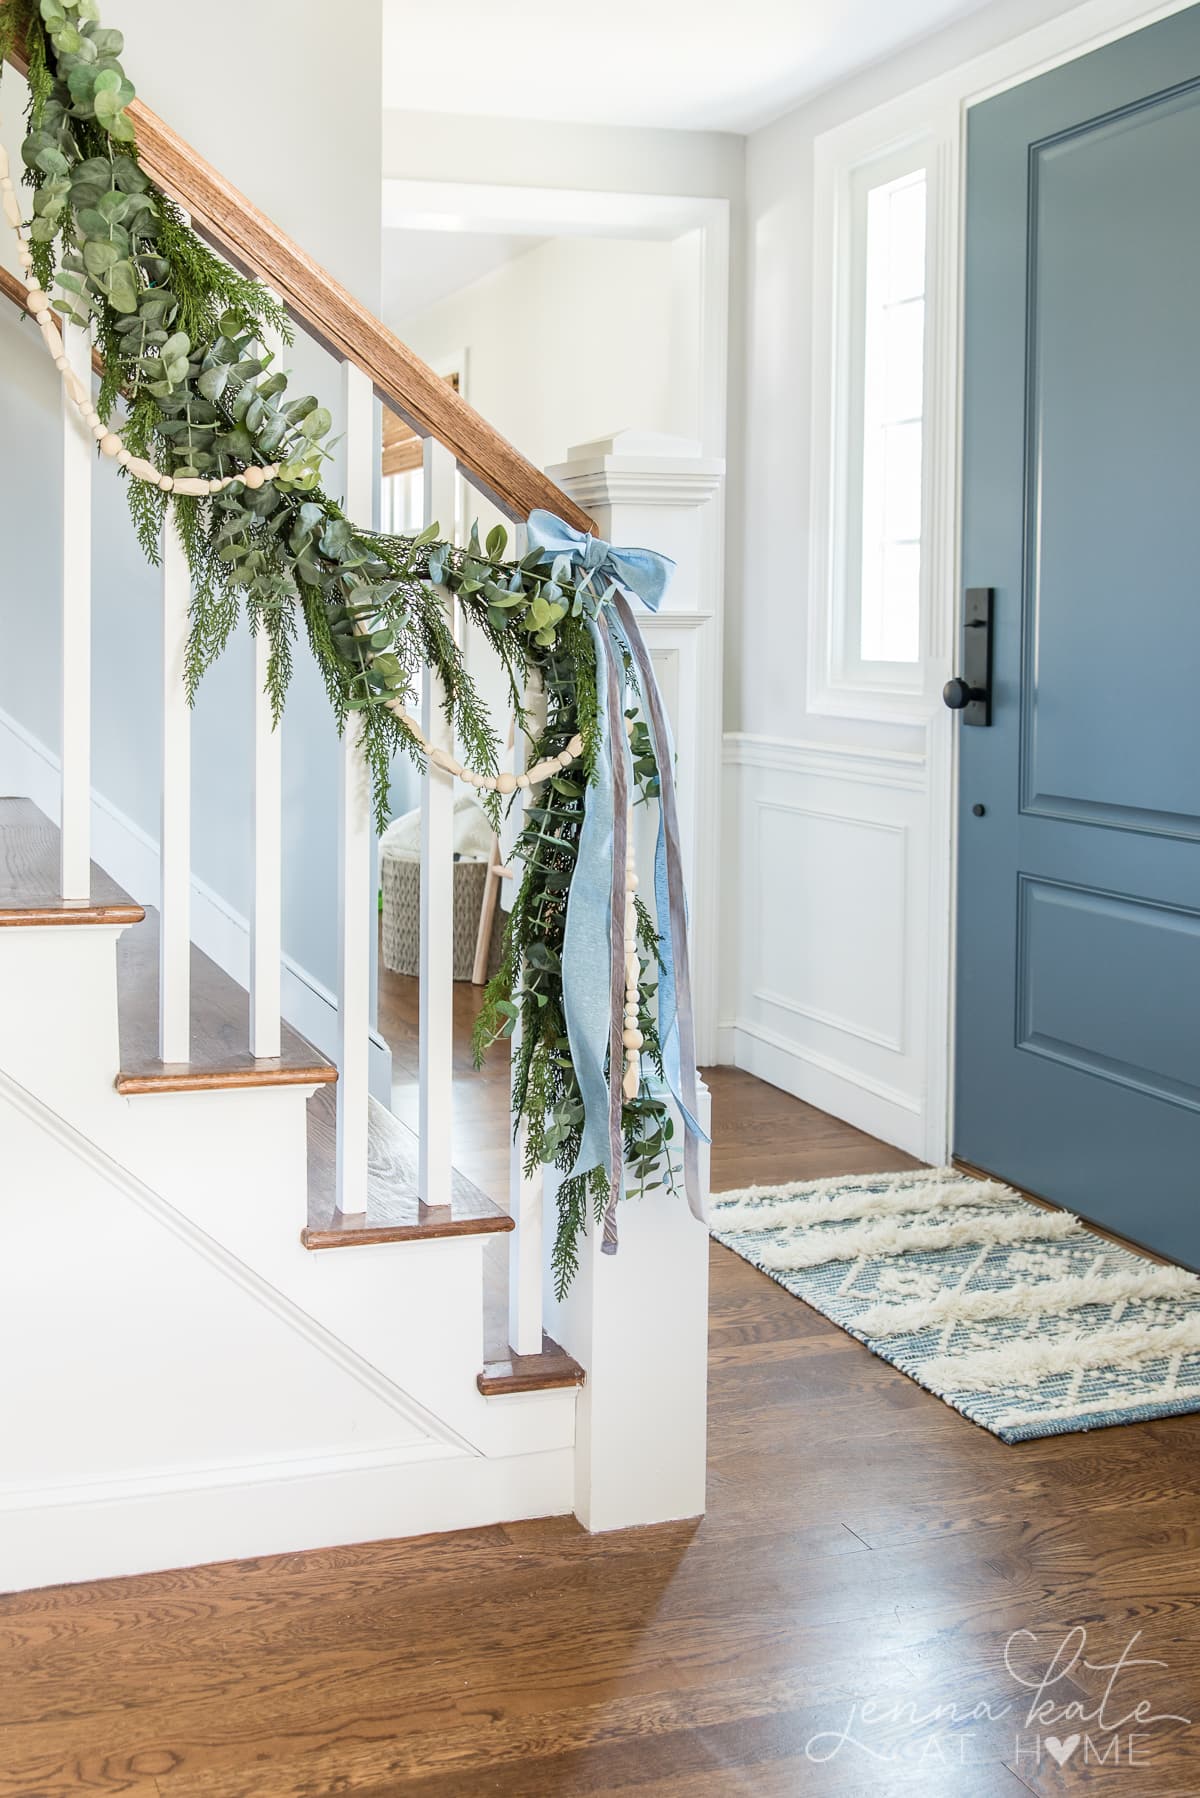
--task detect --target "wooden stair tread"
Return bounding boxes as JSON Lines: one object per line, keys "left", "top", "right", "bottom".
{"left": 303, "top": 1085, "right": 514, "bottom": 1247}
{"left": 0, "top": 798, "right": 144, "bottom": 927}
{"left": 477, "top": 1334, "right": 586, "bottom": 1397}
{"left": 117, "top": 911, "right": 336, "bottom": 1094}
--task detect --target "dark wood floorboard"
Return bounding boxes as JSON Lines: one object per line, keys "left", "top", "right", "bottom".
{"left": 4, "top": 994, "right": 1200, "bottom": 1795}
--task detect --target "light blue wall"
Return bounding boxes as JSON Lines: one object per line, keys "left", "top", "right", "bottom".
{"left": 0, "top": 1, "right": 382, "bottom": 995}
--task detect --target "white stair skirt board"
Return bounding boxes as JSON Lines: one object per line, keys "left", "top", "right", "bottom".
{"left": 0, "top": 703, "right": 392, "bottom": 1102}
{"left": 0, "top": 1075, "right": 574, "bottom": 1592}
{"left": 0, "top": 928, "right": 576, "bottom": 1466}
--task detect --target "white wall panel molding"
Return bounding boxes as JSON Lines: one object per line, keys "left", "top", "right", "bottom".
{"left": 726, "top": 1018, "right": 924, "bottom": 1157}
{"left": 724, "top": 730, "right": 927, "bottom": 791}
{"left": 722, "top": 730, "right": 940, "bottom": 1162}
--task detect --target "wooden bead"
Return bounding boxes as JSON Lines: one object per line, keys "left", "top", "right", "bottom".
{"left": 91, "top": 421, "right": 108, "bottom": 442}
{"left": 172, "top": 476, "right": 212, "bottom": 497}
{"left": 429, "top": 747, "right": 460, "bottom": 775}
{"left": 626, "top": 871, "right": 639, "bottom": 891}
{"left": 516, "top": 773, "right": 531, "bottom": 790}
{"left": 622, "top": 1063, "right": 641, "bottom": 1100}
{"left": 623, "top": 1029, "right": 643, "bottom": 1051}
{"left": 117, "top": 450, "right": 132, "bottom": 469}
{"left": 495, "top": 772, "right": 517, "bottom": 795}
{"left": 100, "top": 433, "right": 123, "bottom": 458}
{"left": 159, "top": 476, "right": 176, "bottom": 493}
{"left": 241, "top": 466, "right": 265, "bottom": 490}
{"left": 25, "top": 287, "right": 49, "bottom": 314}
{"left": 54, "top": 355, "right": 69, "bottom": 371}
{"left": 4, "top": 189, "right": 25, "bottom": 227}
{"left": 126, "top": 456, "right": 159, "bottom": 483}
{"left": 566, "top": 734, "right": 584, "bottom": 758}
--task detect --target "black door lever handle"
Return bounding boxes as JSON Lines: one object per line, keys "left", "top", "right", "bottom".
{"left": 945, "top": 589, "right": 994, "bottom": 725}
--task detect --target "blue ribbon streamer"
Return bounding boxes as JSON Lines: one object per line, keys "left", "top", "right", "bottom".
{"left": 527, "top": 509, "right": 708, "bottom": 1227}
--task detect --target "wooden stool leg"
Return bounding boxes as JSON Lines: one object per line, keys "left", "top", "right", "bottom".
{"left": 472, "top": 836, "right": 504, "bottom": 985}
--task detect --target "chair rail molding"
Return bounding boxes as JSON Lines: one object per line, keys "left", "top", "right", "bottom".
{"left": 549, "top": 432, "right": 726, "bottom": 1064}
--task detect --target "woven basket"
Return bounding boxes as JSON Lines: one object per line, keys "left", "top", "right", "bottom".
{"left": 381, "top": 851, "right": 504, "bottom": 982}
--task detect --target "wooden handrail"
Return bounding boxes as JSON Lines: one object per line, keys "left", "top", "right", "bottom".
{"left": 1, "top": 26, "right": 593, "bottom": 532}
{"left": 2, "top": 262, "right": 108, "bottom": 375}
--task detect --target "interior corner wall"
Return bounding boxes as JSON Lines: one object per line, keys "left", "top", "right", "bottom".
{"left": 722, "top": 0, "right": 1091, "bottom": 1152}
{"left": 0, "top": 1, "right": 383, "bottom": 1000}
{"left": 396, "top": 236, "right": 696, "bottom": 477}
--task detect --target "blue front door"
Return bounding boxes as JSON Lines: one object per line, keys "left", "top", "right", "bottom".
{"left": 956, "top": 7, "right": 1200, "bottom": 1263}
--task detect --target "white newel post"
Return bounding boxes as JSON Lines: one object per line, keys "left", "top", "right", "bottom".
{"left": 542, "top": 430, "right": 724, "bottom": 1532}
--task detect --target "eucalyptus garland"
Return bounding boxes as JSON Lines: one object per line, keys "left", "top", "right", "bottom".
{"left": 0, "top": 0, "right": 688, "bottom": 1290}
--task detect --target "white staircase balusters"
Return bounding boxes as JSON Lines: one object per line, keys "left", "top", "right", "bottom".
{"left": 60, "top": 320, "right": 92, "bottom": 904}
{"left": 418, "top": 437, "right": 457, "bottom": 1209}
{"left": 158, "top": 516, "right": 192, "bottom": 1064}
{"left": 508, "top": 674, "right": 546, "bottom": 1358}
{"left": 250, "top": 625, "right": 282, "bottom": 1059}
{"left": 335, "top": 362, "right": 376, "bottom": 1213}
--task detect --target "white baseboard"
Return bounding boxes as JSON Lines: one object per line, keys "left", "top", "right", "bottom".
{"left": 0, "top": 705, "right": 391, "bottom": 1098}
{"left": 725, "top": 1018, "right": 925, "bottom": 1160}
{"left": 1, "top": 1442, "right": 573, "bottom": 1592}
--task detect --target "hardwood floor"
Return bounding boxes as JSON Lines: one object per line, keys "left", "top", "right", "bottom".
{"left": 4, "top": 995, "right": 1200, "bottom": 1795}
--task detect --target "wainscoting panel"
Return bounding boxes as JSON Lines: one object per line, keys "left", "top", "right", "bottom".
{"left": 722, "top": 731, "right": 944, "bottom": 1160}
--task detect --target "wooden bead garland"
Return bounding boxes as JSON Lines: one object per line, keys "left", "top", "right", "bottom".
{"left": 0, "top": 127, "right": 277, "bottom": 500}
{"left": 621, "top": 717, "right": 642, "bottom": 1100}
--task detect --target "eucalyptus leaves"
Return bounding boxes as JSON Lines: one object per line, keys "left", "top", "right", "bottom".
{"left": 0, "top": 0, "right": 695, "bottom": 1289}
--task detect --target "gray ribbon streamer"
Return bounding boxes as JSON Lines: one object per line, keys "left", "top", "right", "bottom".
{"left": 611, "top": 590, "right": 707, "bottom": 1225}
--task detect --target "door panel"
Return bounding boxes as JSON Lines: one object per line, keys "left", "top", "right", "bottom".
{"left": 957, "top": 7, "right": 1200, "bottom": 1265}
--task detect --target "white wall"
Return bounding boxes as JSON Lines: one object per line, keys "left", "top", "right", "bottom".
{"left": 0, "top": 0, "right": 382, "bottom": 1000}
{"left": 723, "top": 0, "right": 1091, "bottom": 1156}
{"left": 385, "top": 113, "right": 744, "bottom": 792}
{"left": 398, "top": 234, "right": 702, "bottom": 479}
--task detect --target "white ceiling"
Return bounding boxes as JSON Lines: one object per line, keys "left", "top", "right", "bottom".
{"left": 382, "top": 0, "right": 991, "bottom": 134}
{"left": 383, "top": 228, "right": 545, "bottom": 326}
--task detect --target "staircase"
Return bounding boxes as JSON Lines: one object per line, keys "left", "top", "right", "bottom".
{"left": 0, "top": 797, "right": 589, "bottom": 1590}
{"left": 0, "top": 19, "right": 711, "bottom": 1596}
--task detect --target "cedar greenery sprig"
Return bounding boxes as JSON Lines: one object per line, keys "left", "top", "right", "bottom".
{"left": 2, "top": 0, "right": 681, "bottom": 1281}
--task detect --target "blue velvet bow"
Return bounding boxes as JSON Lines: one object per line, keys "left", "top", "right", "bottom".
{"left": 526, "top": 509, "right": 675, "bottom": 615}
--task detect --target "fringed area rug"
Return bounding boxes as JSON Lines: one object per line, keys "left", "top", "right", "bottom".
{"left": 711, "top": 1169, "right": 1200, "bottom": 1442}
